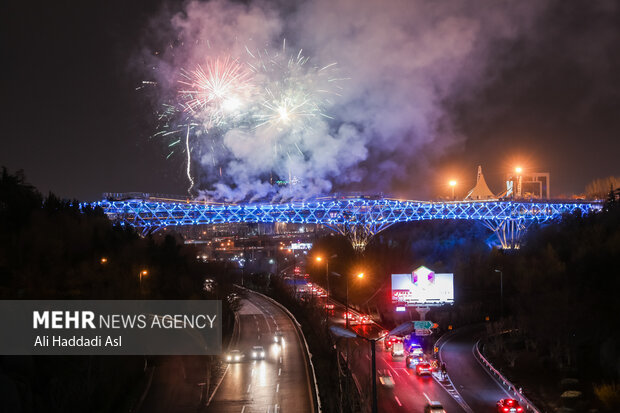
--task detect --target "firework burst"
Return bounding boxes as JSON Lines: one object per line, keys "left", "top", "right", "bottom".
{"left": 248, "top": 43, "right": 340, "bottom": 132}
{"left": 178, "top": 56, "right": 253, "bottom": 128}
{"left": 148, "top": 40, "right": 344, "bottom": 198}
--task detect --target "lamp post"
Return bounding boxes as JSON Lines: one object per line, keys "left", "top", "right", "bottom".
{"left": 316, "top": 254, "right": 337, "bottom": 302}
{"left": 494, "top": 269, "right": 503, "bottom": 319}
{"left": 345, "top": 272, "right": 364, "bottom": 330}
{"left": 330, "top": 326, "right": 382, "bottom": 413}
{"left": 449, "top": 180, "right": 457, "bottom": 201}
{"left": 139, "top": 269, "right": 148, "bottom": 294}
{"left": 316, "top": 254, "right": 337, "bottom": 332}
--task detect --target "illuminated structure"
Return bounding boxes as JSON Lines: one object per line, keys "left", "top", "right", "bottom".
{"left": 505, "top": 170, "right": 550, "bottom": 199}
{"left": 465, "top": 166, "right": 496, "bottom": 200}
{"left": 88, "top": 194, "right": 601, "bottom": 250}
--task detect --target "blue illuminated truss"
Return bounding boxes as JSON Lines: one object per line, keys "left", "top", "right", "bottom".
{"left": 88, "top": 195, "right": 602, "bottom": 250}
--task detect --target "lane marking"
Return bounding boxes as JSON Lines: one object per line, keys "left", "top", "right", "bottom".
{"left": 241, "top": 406, "right": 246, "bottom": 413}
{"left": 251, "top": 368, "right": 254, "bottom": 376}
{"left": 394, "top": 396, "right": 402, "bottom": 406}
{"left": 423, "top": 392, "right": 432, "bottom": 403}
{"left": 278, "top": 368, "right": 281, "bottom": 376}
{"left": 387, "top": 364, "right": 400, "bottom": 377}
{"left": 279, "top": 356, "right": 283, "bottom": 364}
{"left": 247, "top": 384, "right": 251, "bottom": 393}
{"left": 276, "top": 383, "right": 280, "bottom": 392}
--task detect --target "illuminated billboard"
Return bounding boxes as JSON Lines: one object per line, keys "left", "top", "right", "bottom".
{"left": 391, "top": 266, "right": 454, "bottom": 306}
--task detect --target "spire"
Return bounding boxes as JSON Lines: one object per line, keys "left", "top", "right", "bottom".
{"left": 465, "top": 165, "right": 496, "bottom": 200}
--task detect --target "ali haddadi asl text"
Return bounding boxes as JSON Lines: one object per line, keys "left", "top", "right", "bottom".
{"left": 34, "top": 335, "right": 121, "bottom": 347}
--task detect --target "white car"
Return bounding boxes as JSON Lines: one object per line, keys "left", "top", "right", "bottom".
{"left": 378, "top": 370, "right": 395, "bottom": 388}
{"left": 225, "top": 350, "right": 244, "bottom": 363}
{"left": 424, "top": 401, "right": 446, "bottom": 413}
{"left": 274, "top": 331, "right": 284, "bottom": 344}
{"left": 251, "top": 346, "right": 266, "bottom": 360}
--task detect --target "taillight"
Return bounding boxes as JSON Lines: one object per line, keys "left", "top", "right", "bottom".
{"left": 503, "top": 408, "right": 509, "bottom": 412}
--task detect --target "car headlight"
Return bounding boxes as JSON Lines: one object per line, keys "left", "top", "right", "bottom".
{"left": 261, "top": 352, "right": 265, "bottom": 357}
{"left": 235, "top": 356, "right": 240, "bottom": 361}
{"left": 226, "top": 355, "right": 232, "bottom": 361}
{"left": 252, "top": 352, "right": 257, "bottom": 357}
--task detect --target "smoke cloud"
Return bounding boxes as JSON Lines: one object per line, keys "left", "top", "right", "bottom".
{"left": 141, "top": 0, "right": 549, "bottom": 201}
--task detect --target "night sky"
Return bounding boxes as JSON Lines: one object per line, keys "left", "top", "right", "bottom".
{"left": 2, "top": 0, "right": 619, "bottom": 201}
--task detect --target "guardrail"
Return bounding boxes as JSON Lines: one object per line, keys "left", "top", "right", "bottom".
{"left": 474, "top": 339, "right": 542, "bottom": 413}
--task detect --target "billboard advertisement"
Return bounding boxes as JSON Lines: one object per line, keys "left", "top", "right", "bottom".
{"left": 391, "top": 266, "right": 454, "bottom": 306}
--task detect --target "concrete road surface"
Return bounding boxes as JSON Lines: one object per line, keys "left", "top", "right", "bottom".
{"left": 439, "top": 325, "right": 514, "bottom": 413}
{"left": 206, "top": 290, "right": 315, "bottom": 413}
{"left": 327, "top": 299, "right": 467, "bottom": 413}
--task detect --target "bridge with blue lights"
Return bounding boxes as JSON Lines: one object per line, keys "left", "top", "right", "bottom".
{"left": 91, "top": 194, "right": 601, "bottom": 250}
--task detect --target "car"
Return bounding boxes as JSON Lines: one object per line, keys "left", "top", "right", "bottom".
{"left": 391, "top": 341, "right": 405, "bottom": 358}
{"left": 416, "top": 362, "right": 432, "bottom": 376}
{"left": 251, "top": 346, "right": 266, "bottom": 360}
{"left": 496, "top": 399, "right": 523, "bottom": 413}
{"left": 384, "top": 335, "right": 401, "bottom": 350}
{"left": 406, "top": 355, "right": 425, "bottom": 368}
{"left": 408, "top": 343, "right": 424, "bottom": 356}
{"left": 344, "top": 312, "right": 358, "bottom": 325}
{"left": 359, "top": 315, "right": 372, "bottom": 324}
{"left": 274, "top": 331, "right": 284, "bottom": 343}
{"left": 225, "top": 350, "right": 244, "bottom": 363}
{"left": 324, "top": 303, "right": 335, "bottom": 310}
{"left": 378, "top": 370, "right": 395, "bottom": 388}
{"left": 226, "top": 293, "right": 239, "bottom": 304}
{"left": 424, "top": 401, "right": 446, "bottom": 413}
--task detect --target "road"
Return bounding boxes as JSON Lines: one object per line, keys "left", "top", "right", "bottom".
{"left": 206, "top": 289, "right": 315, "bottom": 413}
{"left": 326, "top": 300, "right": 467, "bottom": 413}
{"left": 439, "top": 325, "right": 513, "bottom": 413}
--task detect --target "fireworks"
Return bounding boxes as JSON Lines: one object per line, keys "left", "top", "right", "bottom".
{"left": 248, "top": 44, "right": 339, "bottom": 131}
{"left": 149, "top": 40, "right": 343, "bottom": 197}
{"left": 178, "top": 56, "right": 253, "bottom": 128}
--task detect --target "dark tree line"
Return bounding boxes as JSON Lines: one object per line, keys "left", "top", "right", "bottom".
{"left": 0, "top": 167, "right": 238, "bottom": 412}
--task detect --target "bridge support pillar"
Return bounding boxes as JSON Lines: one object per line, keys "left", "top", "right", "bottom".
{"left": 483, "top": 218, "right": 530, "bottom": 249}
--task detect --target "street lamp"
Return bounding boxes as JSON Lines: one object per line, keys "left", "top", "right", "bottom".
{"left": 343, "top": 272, "right": 364, "bottom": 330}
{"left": 494, "top": 269, "right": 503, "bottom": 319}
{"left": 139, "top": 270, "right": 149, "bottom": 288}
{"left": 449, "top": 180, "right": 457, "bottom": 200}
{"left": 330, "top": 325, "right": 393, "bottom": 413}
{"left": 315, "top": 254, "right": 337, "bottom": 301}
{"left": 514, "top": 167, "right": 523, "bottom": 198}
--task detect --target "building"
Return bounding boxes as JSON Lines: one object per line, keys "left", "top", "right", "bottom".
{"left": 465, "top": 166, "right": 497, "bottom": 200}
{"left": 505, "top": 171, "right": 550, "bottom": 199}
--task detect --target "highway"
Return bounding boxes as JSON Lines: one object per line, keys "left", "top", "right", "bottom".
{"left": 206, "top": 289, "right": 315, "bottom": 413}
{"left": 439, "top": 325, "right": 514, "bottom": 413}
{"left": 325, "top": 298, "right": 468, "bottom": 413}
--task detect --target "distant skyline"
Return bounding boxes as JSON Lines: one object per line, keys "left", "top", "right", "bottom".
{"left": 2, "top": 0, "right": 619, "bottom": 201}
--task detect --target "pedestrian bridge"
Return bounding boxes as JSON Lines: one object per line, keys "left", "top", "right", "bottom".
{"left": 90, "top": 194, "right": 601, "bottom": 250}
